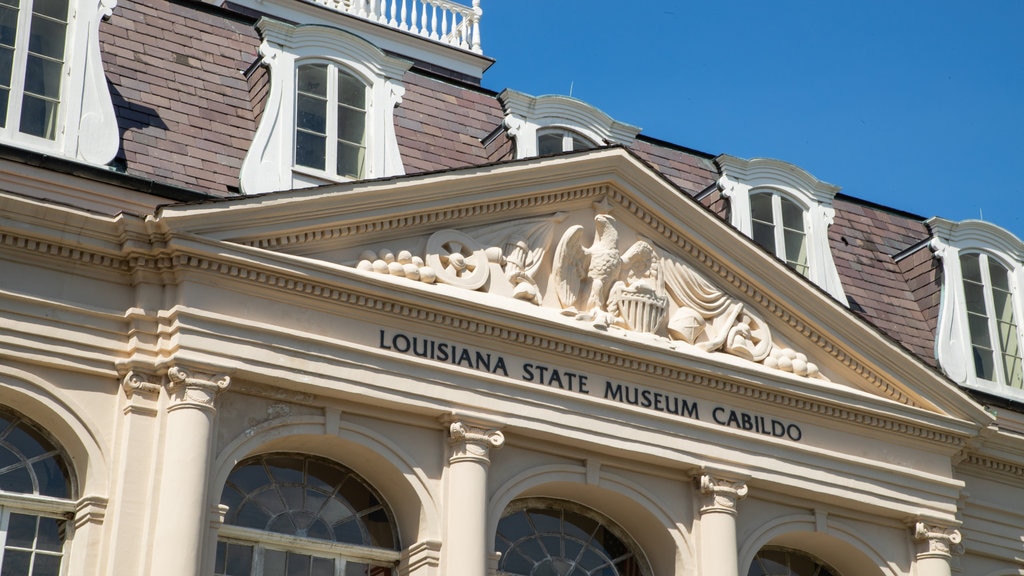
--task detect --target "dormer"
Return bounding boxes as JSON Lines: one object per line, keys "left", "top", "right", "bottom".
{"left": 716, "top": 156, "right": 847, "bottom": 303}
{"left": 498, "top": 89, "right": 641, "bottom": 159}
{"left": 930, "top": 218, "right": 1024, "bottom": 402}
{"left": 0, "top": 0, "right": 118, "bottom": 165}
{"left": 229, "top": 0, "right": 493, "bottom": 194}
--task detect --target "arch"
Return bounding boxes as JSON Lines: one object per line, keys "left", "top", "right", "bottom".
{"left": 488, "top": 463, "right": 691, "bottom": 576}
{"left": 739, "top": 513, "right": 899, "bottom": 576}
{"left": 0, "top": 366, "right": 107, "bottom": 497}
{"left": 213, "top": 414, "right": 440, "bottom": 549}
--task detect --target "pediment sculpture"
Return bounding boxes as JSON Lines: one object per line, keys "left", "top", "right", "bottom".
{"left": 354, "top": 211, "right": 822, "bottom": 379}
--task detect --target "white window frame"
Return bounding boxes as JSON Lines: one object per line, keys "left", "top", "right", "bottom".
{"left": 749, "top": 190, "right": 810, "bottom": 276}
{"left": 240, "top": 17, "right": 411, "bottom": 195}
{"left": 717, "top": 155, "right": 847, "bottom": 303}
{"left": 499, "top": 89, "right": 640, "bottom": 160}
{"left": 0, "top": 0, "right": 118, "bottom": 165}
{"left": 536, "top": 127, "right": 596, "bottom": 155}
{"left": 931, "top": 217, "right": 1024, "bottom": 402}
{"left": 293, "top": 60, "right": 369, "bottom": 181}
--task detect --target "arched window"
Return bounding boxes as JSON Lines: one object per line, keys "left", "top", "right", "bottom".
{"left": 295, "top": 62, "right": 368, "bottom": 180}
{"left": 537, "top": 128, "right": 596, "bottom": 156}
{"left": 747, "top": 547, "right": 840, "bottom": 576}
{"left": 494, "top": 499, "right": 650, "bottom": 576}
{"left": 216, "top": 453, "right": 399, "bottom": 576}
{"left": 0, "top": 407, "right": 73, "bottom": 576}
{"left": 750, "top": 192, "right": 809, "bottom": 277}
{"left": 960, "top": 252, "right": 1023, "bottom": 388}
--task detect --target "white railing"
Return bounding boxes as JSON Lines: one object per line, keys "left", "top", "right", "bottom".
{"left": 310, "top": 0, "right": 483, "bottom": 53}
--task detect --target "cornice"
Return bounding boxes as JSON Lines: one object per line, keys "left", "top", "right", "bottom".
{"left": 0, "top": 229, "right": 129, "bottom": 272}
{"left": 164, "top": 246, "right": 972, "bottom": 450}
{"left": 958, "top": 452, "right": 1024, "bottom": 480}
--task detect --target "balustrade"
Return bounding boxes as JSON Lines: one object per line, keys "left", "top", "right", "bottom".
{"left": 309, "top": 0, "right": 483, "bottom": 53}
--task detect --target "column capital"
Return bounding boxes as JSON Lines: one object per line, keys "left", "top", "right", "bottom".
{"left": 448, "top": 420, "right": 504, "bottom": 465}
{"left": 912, "top": 521, "right": 963, "bottom": 560}
{"left": 697, "top": 473, "right": 748, "bottom": 516}
{"left": 166, "top": 366, "right": 231, "bottom": 412}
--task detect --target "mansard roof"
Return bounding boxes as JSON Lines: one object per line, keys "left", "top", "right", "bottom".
{"left": 73, "top": 0, "right": 975, "bottom": 404}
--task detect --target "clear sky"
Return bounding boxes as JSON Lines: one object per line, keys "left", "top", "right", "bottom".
{"left": 479, "top": 1, "right": 1024, "bottom": 239}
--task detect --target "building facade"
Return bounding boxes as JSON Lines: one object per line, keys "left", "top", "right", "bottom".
{"left": 0, "top": 1, "right": 1023, "bottom": 576}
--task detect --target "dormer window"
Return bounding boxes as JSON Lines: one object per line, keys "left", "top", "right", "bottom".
{"left": 750, "top": 192, "right": 809, "bottom": 276}
{"left": 499, "top": 89, "right": 640, "bottom": 160}
{"left": 931, "top": 217, "right": 1024, "bottom": 400}
{"left": 0, "top": 0, "right": 67, "bottom": 140}
{"left": 240, "top": 18, "right": 411, "bottom": 194}
{"left": 717, "top": 156, "right": 846, "bottom": 303}
{"left": 959, "top": 252, "right": 1023, "bottom": 387}
{"left": 295, "top": 63, "right": 367, "bottom": 179}
{"left": 537, "top": 128, "right": 595, "bottom": 155}
{"left": 0, "top": 0, "right": 118, "bottom": 164}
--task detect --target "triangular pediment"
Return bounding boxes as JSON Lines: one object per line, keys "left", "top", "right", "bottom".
{"left": 155, "top": 148, "right": 990, "bottom": 426}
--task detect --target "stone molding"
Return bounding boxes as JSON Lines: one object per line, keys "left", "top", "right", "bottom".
{"left": 121, "top": 371, "right": 161, "bottom": 398}
{"left": 402, "top": 539, "right": 442, "bottom": 574}
{"left": 165, "top": 366, "right": 231, "bottom": 412}
{"left": 448, "top": 420, "right": 505, "bottom": 465}
{"left": 73, "top": 495, "right": 109, "bottom": 529}
{"left": 697, "top": 473, "right": 748, "bottom": 516}
{"left": 912, "top": 521, "right": 963, "bottom": 559}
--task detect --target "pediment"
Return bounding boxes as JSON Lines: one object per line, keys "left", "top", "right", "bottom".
{"left": 156, "top": 148, "right": 990, "bottom": 424}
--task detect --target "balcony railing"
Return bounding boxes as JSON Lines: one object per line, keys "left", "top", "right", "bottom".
{"left": 309, "top": 0, "right": 483, "bottom": 53}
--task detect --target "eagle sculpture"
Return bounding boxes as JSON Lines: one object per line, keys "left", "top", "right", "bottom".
{"left": 554, "top": 214, "right": 653, "bottom": 324}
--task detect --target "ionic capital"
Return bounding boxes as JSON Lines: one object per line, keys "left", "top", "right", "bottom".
{"left": 121, "top": 370, "right": 161, "bottom": 397}
{"left": 166, "top": 366, "right": 230, "bottom": 412}
{"left": 913, "top": 521, "right": 963, "bottom": 559}
{"left": 448, "top": 420, "right": 504, "bottom": 465}
{"left": 697, "top": 473, "right": 748, "bottom": 516}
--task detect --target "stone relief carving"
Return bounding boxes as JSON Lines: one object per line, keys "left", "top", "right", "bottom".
{"left": 352, "top": 209, "right": 823, "bottom": 378}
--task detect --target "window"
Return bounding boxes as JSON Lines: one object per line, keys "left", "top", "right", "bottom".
{"left": 750, "top": 192, "right": 809, "bottom": 276}
{"left": 494, "top": 499, "right": 650, "bottom": 576}
{"left": 717, "top": 156, "right": 847, "bottom": 303}
{"left": 960, "top": 252, "right": 1022, "bottom": 388}
{"left": 0, "top": 0, "right": 117, "bottom": 163}
{"left": 499, "top": 89, "right": 640, "bottom": 160}
{"left": 0, "top": 0, "right": 68, "bottom": 141}
{"left": 295, "top": 63, "right": 367, "bottom": 180}
{"left": 931, "top": 218, "right": 1024, "bottom": 401}
{"left": 0, "top": 408, "right": 73, "bottom": 576}
{"left": 216, "top": 453, "right": 398, "bottom": 576}
{"left": 747, "top": 547, "right": 840, "bottom": 576}
{"left": 240, "top": 18, "right": 411, "bottom": 194}
{"left": 537, "top": 128, "right": 595, "bottom": 156}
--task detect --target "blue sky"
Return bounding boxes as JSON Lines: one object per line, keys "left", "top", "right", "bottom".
{"left": 480, "top": 1, "right": 1024, "bottom": 239}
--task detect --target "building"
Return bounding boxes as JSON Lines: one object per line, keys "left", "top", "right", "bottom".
{"left": 0, "top": 1, "right": 1022, "bottom": 575}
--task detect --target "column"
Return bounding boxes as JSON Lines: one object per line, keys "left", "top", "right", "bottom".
{"left": 912, "top": 521, "right": 962, "bottom": 576}
{"left": 149, "top": 366, "right": 230, "bottom": 576}
{"left": 697, "top": 473, "right": 748, "bottom": 576}
{"left": 444, "top": 420, "right": 504, "bottom": 576}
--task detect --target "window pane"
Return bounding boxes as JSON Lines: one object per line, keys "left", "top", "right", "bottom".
{"left": 311, "top": 556, "right": 334, "bottom": 576}
{"left": 286, "top": 552, "right": 310, "bottom": 576}
{"left": 295, "top": 131, "right": 326, "bottom": 170}
{"left": 296, "top": 93, "right": 326, "bottom": 134}
{"left": 0, "top": 5, "right": 17, "bottom": 48}
{"left": 336, "top": 141, "right": 364, "bottom": 179}
{"left": 24, "top": 53, "right": 63, "bottom": 99}
{"left": 571, "top": 135, "right": 595, "bottom": 151}
{"left": 32, "top": 0, "right": 67, "bottom": 20}
{"left": 28, "top": 13, "right": 67, "bottom": 60}
{"left": 337, "top": 70, "right": 364, "bottom": 108}
{"left": 783, "top": 228, "right": 808, "bottom": 275}
{"left": 297, "top": 64, "right": 327, "bottom": 97}
{"left": 6, "top": 513, "right": 38, "bottom": 549}
{"left": 337, "top": 104, "right": 365, "bottom": 145}
{"left": 989, "top": 259, "right": 1011, "bottom": 291}
{"left": 0, "top": 550, "right": 31, "bottom": 576}
{"left": 963, "top": 280, "right": 987, "bottom": 314}
{"left": 750, "top": 194, "right": 774, "bottom": 225}
{"left": 968, "top": 312, "right": 992, "bottom": 348}
{"left": 32, "top": 554, "right": 62, "bottom": 576}
{"left": 961, "top": 253, "right": 982, "bottom": 283}
{"left": 34, "top": 517, "right": 63, "bottom": 552}
{"left": 264, "top": 549, "right": 286, "bottom": 575}
{"left": 751, "top": 221, "right": 775, "bottom": 254}
{"left": 0, "top": 47, "right": 13, "bottom": 87}
{"left": 20, "top": 93, "right": 59, "bottom": 139}
{"left": 538, "top": 133, "right": 562, "bottom": 155}
{"left": 780, "top": 197, "right": 804, "bottom": 231}
{"left": 973, "top": 345, "right": 996, "bottom": 381}
{"left": 0, "top": 463, "right": 32, "bottom": 493}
